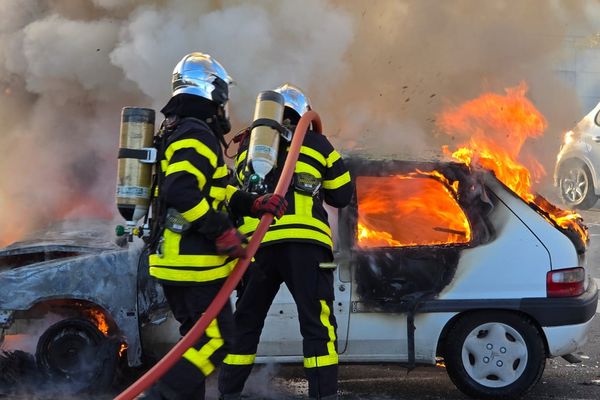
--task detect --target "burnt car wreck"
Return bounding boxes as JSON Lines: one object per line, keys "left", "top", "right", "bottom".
{"left": 0, "top": 156, "right": 596, "bottom": 399}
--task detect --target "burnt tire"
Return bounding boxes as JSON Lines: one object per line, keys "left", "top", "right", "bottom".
{"left": 558, "top": 160, "right": 598, "bottom": 209}
{"left": 443, "top": 311, "right": 545, "bottom": 399}
{"left": 35, "top": 318, "right": 118, "bottom": 393}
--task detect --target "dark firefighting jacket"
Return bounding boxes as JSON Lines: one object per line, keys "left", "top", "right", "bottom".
{"left": 233, "top": 130, "right": 353, "bottom": 256}
{"left": 149, "top": 118, "right": 240, "bottom": 284}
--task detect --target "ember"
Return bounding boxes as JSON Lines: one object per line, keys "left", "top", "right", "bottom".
{"left": 119, "top": 342, "right": 128, "bottom": 357}
{"left": 438, "top": 82, "right": 588, "bottom": 245}
{"left": 356, "top": 172, "right": 471, "bottom": 248}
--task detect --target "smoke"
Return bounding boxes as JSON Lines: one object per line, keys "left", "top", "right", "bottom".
{"left": 0, "top": 0, "right": 599, "bottom": 244}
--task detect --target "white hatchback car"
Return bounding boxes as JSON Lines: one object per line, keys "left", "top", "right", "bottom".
{"left": 145, "top": 156, "right": 597, "bottom": 399}
{"left": 0, "top": 156, "right": 597, "bottom": 399}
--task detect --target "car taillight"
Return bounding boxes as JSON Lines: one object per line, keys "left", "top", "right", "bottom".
{"left": 546, "top": 267, "right": 585, "bottom": 298}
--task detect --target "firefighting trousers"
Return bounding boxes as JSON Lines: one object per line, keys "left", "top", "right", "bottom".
{"left": 157, "top": 283, "right": 234, "bottom": 400}
{"left": 218, "top": 243, "right": 338, "bottom": 398}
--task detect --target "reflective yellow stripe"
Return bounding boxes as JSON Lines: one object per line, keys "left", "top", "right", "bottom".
{"left": 165, "top": 138, "right": 218, "bottom": 168}
{"left": 149, "top": 259, "right": 237, "bottom": 282}
{"left": 295, "top": 161, "right": 322, "bottom": 179}
{"left": 149, "top": 252, "right": 230, "bottom": 267}
{"left": 326, "top": 150, "right": 341, "bottom": 168}
{"left": 304, "top": 353, "right": 338, "bottom": 368}
{"left": 225, "top": 185, "right": 239, "bottom": 202}
{"left": 213, "top": 164, "right": 229, "bottom": 179}
{"left": 223, "top": 353, "right": 256, "bottom": 365}
{"left": 162, "top": 229, "right": 181, "bottom": 258}
{"left": 322, "top": 171, "right": 351, "bottom": 190}
{"left": 262, "top": 228, "right": 332, "bottom": 248}
{"left": 299, "top": 146, "right": 326, "bottom": 166}
{"left": 235, "top": 150, "right": 247, "bottom": 169}
{"left": 209, "top": 186, "right": 226, "bottom": 200}
{"left": 161, "top": 159, "right": 169, "bottom": 172}
{"left": 320, "top": 300, "right": 337, "bottom": 358}
{"left": 165, "top": 160, "right": 207, "bottom": 189}
{"left": 295, "top": 192, "right": 313, "bottom": 216}
{"left": 182, "top": 319, "right": 224, "bottom": 376}
{"left": 304, "top": 300, "right": 338, "bottom": 369}
{"left": 239, "top": 215, "right": 331, "bottom": 237}
{"left": 182, "top": 198, "right": 210, "bottom": 222}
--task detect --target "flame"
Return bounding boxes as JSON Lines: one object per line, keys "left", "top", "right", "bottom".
{"left": 87, "top": 309, "right": 109, "bottom": 336}
{"left": 119, "top": 342, "right": 128, "bottom": 357}
{"left": 438, "top": 82, "right": 588, "bottom": 244}
{"left": 357, "top": 172, "right": 471, "bottom": 248}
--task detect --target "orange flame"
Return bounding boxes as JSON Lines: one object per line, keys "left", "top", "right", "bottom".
{"left": 357, "top": 171, "right": 471, "bottom": 248}
{"left": 119, "top": 342, "right": 128, "bottom": 357}
{"left": 438, "top": 82, "right": 588, "bottom": 244}
{"left": 87, "top": 309, "right": 109, "bottom": 336}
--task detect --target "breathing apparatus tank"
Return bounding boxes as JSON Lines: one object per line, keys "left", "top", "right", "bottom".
{"left": 116, "top": 107, "right": 156, "bottom": 229}
{"left": 246, "top": 90, "right": 287, "bottom": 193}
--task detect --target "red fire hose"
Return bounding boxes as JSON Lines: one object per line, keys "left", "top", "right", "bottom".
{"left": 115, "top": 110, "right": 322, "bottom": 400}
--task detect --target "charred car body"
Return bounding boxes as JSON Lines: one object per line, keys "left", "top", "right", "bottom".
{"left": 0, "top": 156, "right": 597, "bottom": 399}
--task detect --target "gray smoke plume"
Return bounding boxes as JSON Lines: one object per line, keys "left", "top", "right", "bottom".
{"left": 0, "top": 0, "right": 599, "bottom": 245}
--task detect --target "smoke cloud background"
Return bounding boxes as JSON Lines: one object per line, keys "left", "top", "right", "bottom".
{"left": 0, "top": 0, "right": 599, "bottom": 244}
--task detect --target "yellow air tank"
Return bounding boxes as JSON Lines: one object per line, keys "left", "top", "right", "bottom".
{"left": 247, "top": 90, "right": 285, "bottom": 179}
{"left": 116, "top": 107, "right": 156, "bottom": 225}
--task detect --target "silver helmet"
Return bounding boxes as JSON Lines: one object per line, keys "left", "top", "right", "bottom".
{"left": 171, "top": 52, "right": 233, "bottom": 106}
{"left": 274, "top": 83, "right": 311, "bottom": 117}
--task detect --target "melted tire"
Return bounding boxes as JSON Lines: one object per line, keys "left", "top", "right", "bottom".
{"left": 35, "top": 318, "right": 118, "bottom": 393}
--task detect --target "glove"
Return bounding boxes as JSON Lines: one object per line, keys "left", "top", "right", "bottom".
{"left": 251, "top": 193, "right": 288, "bottom": 218}
{"left": 215, "top": 228, "right": 248, "bottom": 259}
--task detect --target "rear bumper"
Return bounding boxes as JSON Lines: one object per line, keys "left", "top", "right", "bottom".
{"left": 542, "top": 316, "right": 595, "bottom": 356}
{"left": 520, "top": 277, "right": 598, "bottom": 327}
{"left": 418, "top": 277, "right": 598, "bottom": 327}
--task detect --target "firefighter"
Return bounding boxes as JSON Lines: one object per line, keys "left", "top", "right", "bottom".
{"left": 218, "top": 83, "right": 353, "bottom": 400}
{"left": 140, "top": 53, "right": 286, "bottom": 400}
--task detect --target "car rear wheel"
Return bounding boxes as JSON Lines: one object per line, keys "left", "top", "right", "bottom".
{"left": 443, "top": 311, "right": 545, "bottom": 399}
{"left": 558, "top": 161, "right": 598, "bottom": 209}
{"left": 35, "top": 318, "right": 118, "bottom": 393}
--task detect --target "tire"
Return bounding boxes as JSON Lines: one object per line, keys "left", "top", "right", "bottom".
{"left": 443, "top": 311, "right": 546, "bottom": 399}
{"left": 35, "top": 318, "right": 119, "bottom": 393}
{"left": 558, "top": 160, "right": 598, "bottom": 209}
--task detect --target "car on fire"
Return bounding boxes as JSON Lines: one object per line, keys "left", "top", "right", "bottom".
{"left": 0, "top": 155, "right": 597, "bottom": 399}
{"left": 555, "top": 101, "right": 600, "bottom": 209}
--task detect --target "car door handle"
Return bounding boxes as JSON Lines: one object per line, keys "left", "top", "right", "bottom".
{"left": 594, "top": 136, "right": 600, "bottom": 143}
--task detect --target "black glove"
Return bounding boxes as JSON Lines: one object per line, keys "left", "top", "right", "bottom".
{"left": 215, "top": 228, "right": 248, "bottom": 259}
{"left": 251, "top": 193, "right": 288, "bottom": 218}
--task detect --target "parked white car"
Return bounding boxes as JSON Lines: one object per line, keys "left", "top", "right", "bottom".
{"left": 1, "top": 156, "right": 597, "bottom": 399}
{"left": 555, "top": 101, "right": 600, "bottom": 209}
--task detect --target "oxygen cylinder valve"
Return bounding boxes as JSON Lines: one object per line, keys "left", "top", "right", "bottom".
{"left": 248, "top": 173, "right": 267, "bottom": 194}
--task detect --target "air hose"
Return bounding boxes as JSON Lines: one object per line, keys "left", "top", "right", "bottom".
{"left": 115, "top": 110, "right": 323, "bottom": 400}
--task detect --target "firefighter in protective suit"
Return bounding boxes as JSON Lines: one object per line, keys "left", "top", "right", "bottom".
{"left": 140, "top": 53, "right": 287, "bottom": 400}
{"left": 218, "top": 84, "right": 353, "bottom": 400}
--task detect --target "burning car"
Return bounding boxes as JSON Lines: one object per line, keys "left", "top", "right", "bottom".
{"left": 555, "top": 101, "right": 600, "bottom": 209}
{"left": 0, "top": 154, "right": 596, "bottom": 399}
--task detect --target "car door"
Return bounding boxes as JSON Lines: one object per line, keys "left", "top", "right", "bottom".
{"left": 255, "top": 206, "right": 351, "bottom": 357}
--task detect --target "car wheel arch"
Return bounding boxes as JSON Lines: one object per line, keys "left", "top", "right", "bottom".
{"left": 436, "top": 309, "right": 549, "bottom": 359}
{"left": 16, "top": 298, "right": 124, "bottom": 340}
